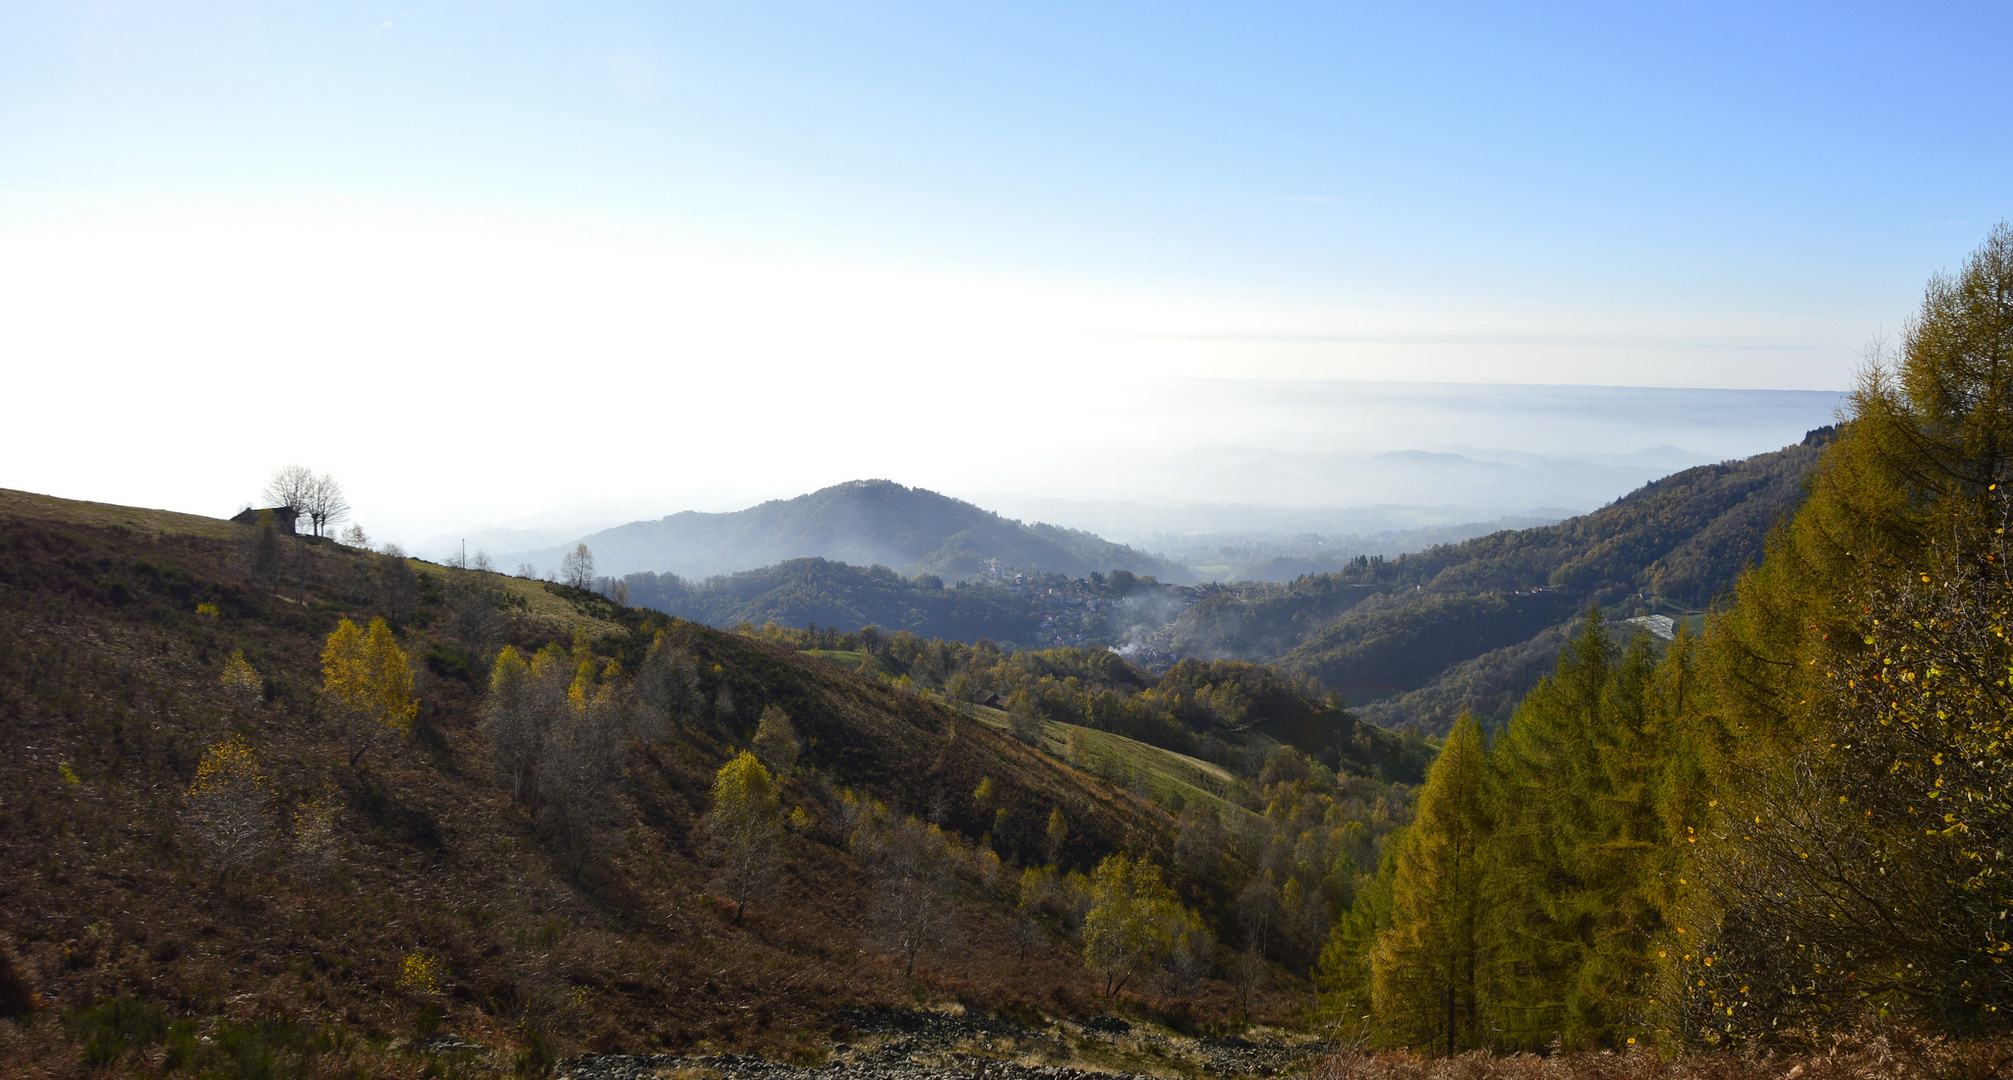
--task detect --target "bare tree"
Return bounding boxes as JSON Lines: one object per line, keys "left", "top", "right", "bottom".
{"left": 1009, "top": 910, "right": 1048, "bottom": 962}
{"left": 539, "top": 680, "right": 627, "bottom": 877}
{"left": 483, "top": 646, "right": 557, "bottom": 808}
{"left": 443, "top": 577, "right": 507, "bottom": 651}
{"left": 1159, "top": 922, "right": 1216, "bottom": 998}
{"left": 221, "top": 650, "right": 264, "bottom": 712}
{"left": 635, "top": 637, "right": 704, "bottom": 729}
{"left": 302, "top": 473, "right": 350, "bottom": 538}
{"left": 184, "top": 733, "right": 275, "bottom": 884}
{"left": 290, "top": 781, "right": 343, "bottom": 883}
{"left": 561, "top": 544, "right": 595, "bottom": 590}
{"left": 373, "top": 552, "right": 420, "bottom": 623}
{"left": 863, "top": 816, "right": 959, "bottom": 977}
{"left": 262, "top": 464, "right": 316, "bottom": 515}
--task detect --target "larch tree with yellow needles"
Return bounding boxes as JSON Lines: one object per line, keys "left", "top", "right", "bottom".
{"left": 320, "top": 616, "right": 417, "bottom": 769}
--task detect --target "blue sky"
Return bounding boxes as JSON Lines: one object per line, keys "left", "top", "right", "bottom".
{"left": 0, "top": 3, "right": 2005, "bottom": 539}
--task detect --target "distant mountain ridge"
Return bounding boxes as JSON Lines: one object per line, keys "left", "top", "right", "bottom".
{"left": 513, "top": 479, "right": 1185, "bottom": 584}
{"left": 1166, "top": 427, "right": 1838, "bottom": 732}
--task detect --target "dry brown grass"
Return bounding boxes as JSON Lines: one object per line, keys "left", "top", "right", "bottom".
{"left": 0, "top": 491, "right": 1307, "bottom": 1074}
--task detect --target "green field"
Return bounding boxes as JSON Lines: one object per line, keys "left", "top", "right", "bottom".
{"left": 962, "top": 703, "right": 1259, "bottom": 824}
{"left": 802, "top": 648, "right": 869, "bottom": 668}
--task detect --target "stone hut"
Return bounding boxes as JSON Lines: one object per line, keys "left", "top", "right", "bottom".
{"left": 231, "top": 506, "right": 299, "bottom": 535}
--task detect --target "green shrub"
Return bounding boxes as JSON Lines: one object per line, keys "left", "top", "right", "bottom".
{"left": 61, "top": 996, "right": 176, "bottom": 1066}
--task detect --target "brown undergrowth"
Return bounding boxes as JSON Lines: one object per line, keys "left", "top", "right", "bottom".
{"left": 0, "top": 491, "right": 1304, "bottom": 1076}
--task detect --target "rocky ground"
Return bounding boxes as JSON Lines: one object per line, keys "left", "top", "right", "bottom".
{"left": 560, "top": 1007, "right": 1329, "bottom": 1080}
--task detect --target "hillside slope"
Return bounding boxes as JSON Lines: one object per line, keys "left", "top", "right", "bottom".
{"left": 0, "top": 489, "right": 1291, "bottom": 1072}
{"left": 1167, "top": 430, "right": 1831, "bottom": 731}
{"left": 515, "top": 480, "right": 1183, "bottom": 584}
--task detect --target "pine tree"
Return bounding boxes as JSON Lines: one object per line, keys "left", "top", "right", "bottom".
{"left": 1371, "top": 713, "right": 1488, "bottom": 1055}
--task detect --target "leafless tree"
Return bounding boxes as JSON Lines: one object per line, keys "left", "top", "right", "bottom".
{"left": 302, "top": 473, "right": 350, "bottom": 538}
{"left": 339, "top": 523, "right": 369, "bottom": 548}
{"left": 262, "top": 464, "right": 316, "bottom": 515}
{"left": 561, "top": 544, "right": 595, "bottom": 590}
{"left": 482, "top": 648, "right": 556, "bottom": 809}
{"left": 1009, "top": 910, "right": 1048, "bottom": 962}
{"left": 290, "top": 782, "right": 343, "bottom": 884}
{"left": 184, "top": 737, "right": 275, "bottom": 883}
{"left": 635, "top": 637, "right": 704, "bottom": 734}
{"left": 443, "top": 578, "right": 507, "bottom": 652}
{"left": 863, "top": 816, "right": 959, "bottom": 977}
{"left": 538, "top": 687, "right": 627, "bottom": 877}
{"left": 373, "top": 551, "right": 420, "bottom": 622}
{"left": 1158, "top": 922, "right": 1216, "bottom": 998}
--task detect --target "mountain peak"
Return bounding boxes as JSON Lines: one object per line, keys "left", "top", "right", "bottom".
{"left": 517, "top": 481, "right": 1179, "bottom": 583}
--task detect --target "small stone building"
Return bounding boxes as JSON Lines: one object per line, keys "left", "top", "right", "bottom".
{"left": 231, "top": 506, "right": 299, "bottom": 535}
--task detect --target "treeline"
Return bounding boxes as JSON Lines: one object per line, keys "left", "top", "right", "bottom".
{"left": 596, "top": 558, "right": 1186, "bottom": 650}
{"left": 1317, "top": 224, "right": 2013, "bottom": 1051}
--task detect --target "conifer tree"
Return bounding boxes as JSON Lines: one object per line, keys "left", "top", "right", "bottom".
{"left": 1668, "top": 223, "right": 2013, "bottom": 1040}
{"left": 1371, "top": 713, "right": 1488, "bottom": 1055}
{"left": 1315, "top": 839, "right": 1398, "bottom": 1038}
{"left": 1483, "top": 614, "right": 1673, "bottom": 1049}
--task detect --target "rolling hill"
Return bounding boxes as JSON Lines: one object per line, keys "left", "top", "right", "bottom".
{"left": 512, "top": 480, "right": 1185, "bottom": 584}
{"left": 1167, "top": 428, "right": 1835, "bottom": 731}
{"left": 0, "top": 486, "right": 1407, "bottom": 1072}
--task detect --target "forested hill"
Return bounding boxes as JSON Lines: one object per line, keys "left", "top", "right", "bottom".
{"left": 513, "top": 479, "right": 1184, "bottom": 584}
{"left": 1169, "top": 428, "right": 1833, "bottom": 732}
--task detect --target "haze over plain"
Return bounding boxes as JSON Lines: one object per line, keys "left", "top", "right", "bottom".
{"left": 0, "top": 3, "right": 2004, "bottom": 546}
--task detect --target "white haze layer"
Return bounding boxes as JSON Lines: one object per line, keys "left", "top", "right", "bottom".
{"left": 0, "top": 205, "right": 1853, "bottom": 552}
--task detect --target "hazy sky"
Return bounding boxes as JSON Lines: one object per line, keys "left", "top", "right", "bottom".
{"left": 1, "top": 3, "right": 2006, "bottom": 544}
